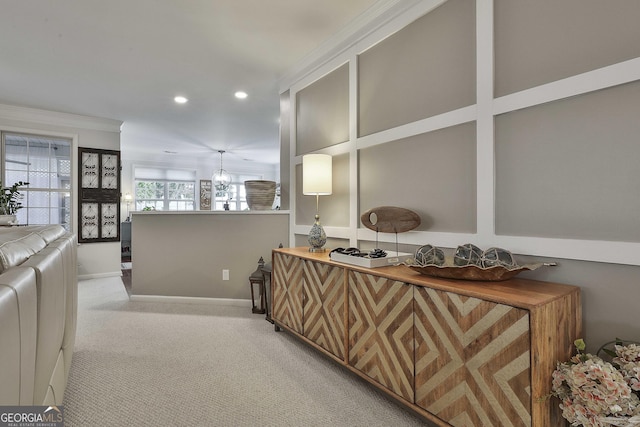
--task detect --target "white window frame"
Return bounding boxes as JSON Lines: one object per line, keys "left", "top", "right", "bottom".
{"left": 133, "top": 166, "right": 196, "bottom": 211}
{"left": 1, "top": 131, "right": 74, "bottom": 230}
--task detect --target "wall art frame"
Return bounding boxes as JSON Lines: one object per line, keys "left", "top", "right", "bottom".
{"left": 200, "top": 179, "right": 212, "bottom": 210}
{"left": 78, "top": 147, "right": 121, "bottom": 243}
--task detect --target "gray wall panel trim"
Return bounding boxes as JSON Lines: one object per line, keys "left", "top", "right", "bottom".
{"left": 494, "top": 57, "right": 640, "bottom": 116}
{"left": 356, "top": 105, "right": 476, "bottom": 151}
{"left": 474, "top": 0, "right": 497, "bottom": 245}
{"left": 279, "top": 91, "right": 291, "bottom": 211}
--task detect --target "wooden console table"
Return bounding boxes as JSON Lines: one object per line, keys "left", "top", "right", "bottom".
{"left": 271, "top": 247, "right": 581, "bottom": 427}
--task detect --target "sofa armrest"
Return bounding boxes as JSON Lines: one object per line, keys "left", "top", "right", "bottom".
{"left": 0, "top": 267, "right": 38, "bottom": 405}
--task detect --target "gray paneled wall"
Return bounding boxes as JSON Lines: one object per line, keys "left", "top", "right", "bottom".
{"left": 295, "top": 64, "right": 349, "bottom": 155}
{"left": 494, "top": 0, "right": 640, "bottom": 96}
{"left": 284, "top": 0, "right": 640, "bottom": 350}
{"left": 359, "top": 123, "right": 477, "bottom": 233}
{"left": 131, "top": 212, "right": 289, "bottom": 300}
{"left": 358, "top": 0, "right": 475, "bottom": 136}
{"left": 495, "top": 80, "right": 640, "bottom": 242}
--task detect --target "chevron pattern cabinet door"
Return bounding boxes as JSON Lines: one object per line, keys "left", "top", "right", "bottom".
{"left": 348, "top": 271, "right": 414, "bottom": 401}
{"left": 414, "top": 287, "right": 531, "bottom": 427}
{"left": 303, "top": 261, "right": 345, "bottom": 360}
{"left": 272, "top": 253, "right": 304, "bottom": 334}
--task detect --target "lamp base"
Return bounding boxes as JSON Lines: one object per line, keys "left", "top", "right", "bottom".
{"left": 308, "top": 216, "right": 327, "bottom": 253}
{"left": 308, "top": 247, "right": 328, "bottom": 253}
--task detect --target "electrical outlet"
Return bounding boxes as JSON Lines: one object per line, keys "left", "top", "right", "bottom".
{"left": 222, "top": 269, "right": 229, "bottom": 281}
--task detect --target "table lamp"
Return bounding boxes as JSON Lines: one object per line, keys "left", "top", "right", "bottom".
{"left": 302, "top": 154, "right": 332, "bottom": 252}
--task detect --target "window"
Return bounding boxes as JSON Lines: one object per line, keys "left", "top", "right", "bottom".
{"left": 214, "top": 181, "right": 247, "bottom": 211}
{"left": 134, "top": 167, "right": 195, "bottom": 211}
{"left": 1, "top": 132, "right": 72, "bottom": 230}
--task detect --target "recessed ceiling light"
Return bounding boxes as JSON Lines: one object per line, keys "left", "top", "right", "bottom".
{"left": 234, "top": 91, "right": 248, "bottom": 99}
{"left": 174, "top": 96, "right": 188, "bottom": 104}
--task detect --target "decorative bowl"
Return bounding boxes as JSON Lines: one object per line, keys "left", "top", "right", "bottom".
{"left": 405, "top": 257, "right": 553, "bottom": 281}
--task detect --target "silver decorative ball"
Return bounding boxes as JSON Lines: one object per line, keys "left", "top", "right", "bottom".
{"left": 453, "top": 243, "right": 483, "bottom": 267}
{"left": 415, "top": 244, "right": 445, "bottom": 266}
{"left": 481, "top": 247, "right": 516, "bottom": 268}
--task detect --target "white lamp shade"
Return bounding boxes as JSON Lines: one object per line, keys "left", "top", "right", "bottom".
{"left": 303, "top": 154, "right": 332, "bottom": 195}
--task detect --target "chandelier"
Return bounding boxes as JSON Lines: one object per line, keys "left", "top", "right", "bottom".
{"left": 212, "top": 150, "right": 231, "bottom": 193}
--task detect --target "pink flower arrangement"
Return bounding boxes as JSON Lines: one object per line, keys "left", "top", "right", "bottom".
{"left": 613, "top": 343, "right": 640, "bottom": 395}
{"left": 551, "top": 339, "right": 640, "bottom": 427}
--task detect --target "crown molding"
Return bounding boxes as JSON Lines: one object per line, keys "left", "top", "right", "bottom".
{"left": 0, "top": 103, "right": 123, "bottom": 133}
{"left": 279, "top": 0, "right": 422, "bottom": 91}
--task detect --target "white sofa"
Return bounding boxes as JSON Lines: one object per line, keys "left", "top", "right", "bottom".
{"left": 0, "top": 225, "right": 77, "bottom": 405}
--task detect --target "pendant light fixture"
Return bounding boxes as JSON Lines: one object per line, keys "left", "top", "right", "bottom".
{"left": 212, "top": 150, "right": 231, "bottom": 194}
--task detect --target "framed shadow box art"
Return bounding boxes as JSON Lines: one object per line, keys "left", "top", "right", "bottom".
{"left": 200, "top": 179, "right": 212, "bottom": 210}
{"left": 78, "top": 147, "right": 121, "bottom": 243}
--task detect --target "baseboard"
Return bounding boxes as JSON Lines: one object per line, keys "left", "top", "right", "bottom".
{"left": 78, "top": 271, "right": 122, "bottom": 280}
{"left": 129, "top": 295, "right": 252, "bottom": 307}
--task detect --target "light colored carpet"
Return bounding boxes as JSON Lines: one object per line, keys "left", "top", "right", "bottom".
{"left": 62, "top": 277, "right": 432, "bottom": 426}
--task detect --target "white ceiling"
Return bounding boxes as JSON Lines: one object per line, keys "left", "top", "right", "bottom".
{"left": 0, "top": 0, "right": 391, "bottom": 166}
